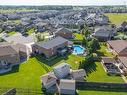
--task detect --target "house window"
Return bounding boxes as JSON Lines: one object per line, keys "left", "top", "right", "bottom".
{"left": 0, "top": 60, "right": 7, "bottom": 65}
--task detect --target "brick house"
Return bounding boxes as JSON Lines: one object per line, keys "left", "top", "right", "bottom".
{"left": 32, "top": 36, "right": 73, "bottom": 58}
{"left": 0, "top": 43, "right": 20, "bottom": 69}
{"left": 55, "top": 28, "right": 73, "bottom": 39}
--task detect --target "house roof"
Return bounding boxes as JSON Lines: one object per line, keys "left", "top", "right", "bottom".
{"left": 40, "top": 72, "right": 57, "bottom": 86}
{"left": 107, "top": 40, "right": 127, "bottom": 53}
{"left": 0, "top": 42, "right": 18, "bottom": 56}
{"left": 59, "top": 79, "right": 75, "bottom": 90}
{"left": 55, "top": 28, "right": 72, "bottom": 33}
{"left": 35, "top": 36, "right": 72, "bottom": 49}
{"left": 4, "top": 33, "right": 36, "bottom": 44}
{"left": 118, "top": 57, "right": 127, "bottom": 68}
{"left": 94, "top": 27, "right": 114, "bottom": 37}
{"left": 71, "top": 69, "right": 86, "bottom": 79}
{"left": 102, "top": 57, "right": 117, "bottom": 63}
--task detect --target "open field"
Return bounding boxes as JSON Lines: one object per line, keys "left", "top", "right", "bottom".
{"left": 105, "top": 13, "right": 127, "bottom": 25}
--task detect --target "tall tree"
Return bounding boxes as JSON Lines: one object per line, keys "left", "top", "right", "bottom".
{"left": 88, "top": 38, "right": 100, "bottom": 53}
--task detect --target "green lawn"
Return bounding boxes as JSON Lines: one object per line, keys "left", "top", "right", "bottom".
{"left": 78, "top": 90, "right": 127, "bottom": 95}
{"left": 27, "top": 28, "right": 35, "bottom": 35}
{"left": 86, "top": 62, "right": 124, "bottom": 83}
{"left": 105, "top": 13, "right": 127, "bottom": 25}
{"left": 0, "top": 54, "right": 83, "bottom": 91}
{"left": 73, "top": 33, "right": 84, "bottom": 41}
{"left": 0, "top": 50, "right": 125, "bottom": 94}
{"left": 97, "top": 43, "right": 114, "bottom": 57}
{"left": 7, "top": 31, "right": 16, "bottom": 36}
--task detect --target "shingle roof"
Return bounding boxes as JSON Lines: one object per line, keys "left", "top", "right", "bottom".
{"left": 55, "top": 28, "right": 71, "bottom": 33}
{"left": 0, "top": 42, "right": 18, "bottom": 56}
{"left": 119, "top": 57, "right": 127, "bottom": 68}
{"left": 71, "top": 69, "right": 86, "bottom": 79}
{"left": 35, "top": 36, "right": 72, "bottom": 49}
{"left": 102, "top": 57, "right": 116, "bottom": 63}
{"left": 94, "top": 27, "right": 113, "bottom": 37}
{"left": 59, "top": 79, "right": 75, "bottom": 90}
{"left": 40, "top": 72, "right": 57, "bottom": 87}
{"left": 107, "top": 40, "right": 127, "bottom": 53}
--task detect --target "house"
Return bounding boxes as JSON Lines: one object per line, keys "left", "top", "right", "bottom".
{"left": 53, "top": 63, "right": 71, "bottom": 79}
{"left": 118, "top": 21, "right": 127, "bottom": 31}
{"left": 93, "top": 27, "right": 116, "bottom": 41}
{"left": 40, "top": 72, "right": 57, "bottom": 89}
{"left": 55, "top": 28, "right": 73, "bottom": 39}
{"left": 35, "top": 22, "right": 48, "bottom": 32}
{"left": 3, "top": 32, "right": 36, "bottom": 59}
{"left": 95, "top": 15, "right": 109, "bottom": 25}
{"left": 59, "top": 79, "right": 76, "bottom": 95}
{"left": 32, "top": 36, "right": 73, "bottom": 58}
{"left": 107, "top": 40, "right": 127, "bottom": 57}
{"left": 71, "top": 69, "right": 86, "bottom": 81}
{"left": 118, "top": 57, "right": 127, "bottom": 75}
{"left": 101, "top": 57, "right": 120, "bottom": 75}
{"left": 0, "top": 42, "right": 20, "bottom": 70}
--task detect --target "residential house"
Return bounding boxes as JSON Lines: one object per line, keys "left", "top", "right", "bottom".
{"left": 93, "top": 27, "right": 116, "bottom": 41}
{"left": 3, "top": 33, "right": 36, "bottom": 60}
{"left": 118, "top": 57, "right": 127, "bottom": 75}
{"left": 32, "top": 36, "right": 73, "bottom": 58}
{"left": 101, "top": 57, "right": 120, "bottom": 75}
{"left": 35, "top": 22, "right": 48, "bottom": 32}
{"left": 95, "top": 15, "right": 109, "bottom": 25}
{"left": 107, "top": 40, "right": 127, "bottom": 57}
{"left": 71, "top": 69, "right": 86, "bottom": 81}
{"left": 59, "top": 79, "right": 76, "bottom": 95}
{"left": 53, "top": 63, "right": 71, "bottom": 79}
{"left": 118, "top": 21, "right": 127, "bottom": 31}
{"left": 40, "top": 72, "right": 57, "bottom": 89}
{"left": 55, "top": 28, "right": 73, "bottom": 39}
{"left": 0, "top": 42, "right": 20, "bottom": 69}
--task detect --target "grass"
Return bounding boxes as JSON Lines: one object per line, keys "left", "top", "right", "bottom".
{"left": 86, "top": 62, "right": 124, "bottom": 83}
{"left": 7, "top": 31, "right": 16, "bottom": 36}
{"left": 27, "top": 28, "right": 35, "bottom": 35}
{"left": 105, "top": 13, "right": 127, "bottom": 25}
{"left": 0, "top": 44, "right": 125, "bottom": 94}
{"left": 78, "top": 90, "right": 127, "bottom": 95}
{"left": 73, "top": 33, "right": 84, "bottom": 41}
{"left": 97, "top": 43, "right": 114, "bottom": 57}
{"left": 0, "top": 54, "right": 83, "bottom": 91}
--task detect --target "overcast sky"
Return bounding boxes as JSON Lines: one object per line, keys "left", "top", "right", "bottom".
{"left": 0, "top": 0, "right": 126, "bottom": 6}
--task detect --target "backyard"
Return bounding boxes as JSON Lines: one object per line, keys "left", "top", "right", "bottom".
{"left": 105, "top": 13, "right": 127, "bottom": 25}
{"left": 0, "top": 44, "right": 126, "bottom": 94}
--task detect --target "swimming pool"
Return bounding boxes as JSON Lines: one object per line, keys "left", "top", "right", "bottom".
{"left": 72, "top": 45, "right": 85, "bottom": 55}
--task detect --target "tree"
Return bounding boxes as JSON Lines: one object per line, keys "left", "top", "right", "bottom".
{"left": 88, "top": 38, "right": 100, "bottom": 53}
{"left": 79, "top": 54, "right": 95, "bottom": 69}
{"left": 36, "top": 33, "right": 45, "bottom": 42}
{"left": 82, "top": 25, "right": 90, "bottom": 37}
{"left": 82, "top": 36, "right": 88, "bottom": 47}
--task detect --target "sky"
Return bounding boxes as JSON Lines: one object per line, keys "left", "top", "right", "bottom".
{"left": 0, "top": 0, "right": 126, "bottom": 6}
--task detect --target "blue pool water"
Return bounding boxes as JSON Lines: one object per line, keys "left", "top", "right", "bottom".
{"left": 73, "top": 45, "right": 85, "bottom": 55}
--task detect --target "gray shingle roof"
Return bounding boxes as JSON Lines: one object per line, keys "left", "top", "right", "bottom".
{"left": 36, "top": 36, "right": 72, "bottom": 49}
